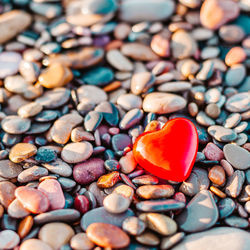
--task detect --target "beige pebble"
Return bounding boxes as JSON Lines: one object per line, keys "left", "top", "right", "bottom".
{"left": 70, "top": 233, "right": 95, "bottom": 250}
{"left": 9, "top": 143, "right": 37, "bottom": 163}
{"left": 18, "top": 102, "right": 43, "bottom": 118}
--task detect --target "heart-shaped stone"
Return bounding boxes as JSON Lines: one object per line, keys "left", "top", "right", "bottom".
{"left": 133, "top": 118, "right": 198, "bottom": 182}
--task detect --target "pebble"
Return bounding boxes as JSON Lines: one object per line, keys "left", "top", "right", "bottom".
{"left": 161, "top": 232, "right": 185, "bottom": 250}
{"left": 117, "top": 93, "right": 142, "bottom": 110}
{"left": 38, "top": 179, "right": 65, "bottom": 210}
{"left": 20, "top": 239, "right": 53, "bottom": 250}
{"left": 61, "top": 141, "right": 93, "bottom": 163}
{"left": 200, "top": 0, "right": 239, "bottom": 30}
{"left": 225, "top": 47, "right": 247, "bottom": 66}
{"left": 171, "top": 30, "right": 197, "bottom": 59}
{"left": 136, "top": 184, "right": 174, "bottom": 199}
{"left": 146, "top": 213, "right": 177, "bottom": 236}
{"left": 218, "top": 198, "right": 236, "bottom": 218}
{"left": 0, "top": 160, "right": 23, "bottom": 179}
{"left": 208, "top": 125, "right": 237, "bottom": 142}
{"left": 0, "top": 10, "right": 31, "bottom": 44}
{"left": 36, "top": 88, "right": 70, "bottom": 109}
{"left": 38, "top": 223, "right": 74, "bottom": 249}
{"left": 0, "top": 181, "right": 16, "bottom": 209}
{"left": 0, "top": 52, "right": 22, "bottom": 78}
{"left": 224, "top": 216, "right": 249, "bottom": 229}
{"left": 224, "top": 113, "right": 241, "bottom": 129}
{"left": 119, "top": 0, "right": 175, "bottom": 22}
{"left": 136, "top": 232, "right": 160, "bottom": 246}
{"left": 35, "top": 148, "right": 57, "bottom": 163}
{"left": 17, "top": 166, "right": 48, "bottom": 183}
{"left": 34, "top": 209, "right": 80, "bottom": 224}
{"left": 18, "top": 102, "right": 43, "bottom": 118}
{"left": 103, "top": 193, "right": 130, "bottom": 214}
{"left": 9, "top": 143, "right": 37, "bottom": 163}
{"left": 132, "top": 175, "right": 159, "bottom": 185}
{"left": 131, "top": 72, "right": 155, "bottom": 95}
{"left": 42, "top": 159, "right": 72, "bottom": 177}
{"left": 179, "top": 168, "right": 210, "bottom": 196}
{"left": 15, "top": 186, "right": 49, "bottom": 214}
{"left": 106, "top": 49, "right": 133, "bottom": 71}
{"left": 39, "top": 63, "right": 73, "bottom": 88}
{"left": 0, "top": 230, "right": 20, "bottom": 249}
{"left": 81, "top": 207, "right": 134, "bottom": 230}
{"left": 225, "top": 170, "right": 245, "bottom": 198}
{"left": 208, "top": 165, "right": 226, "bottom": 186}
{"left": 225, "top": 92, "right": 250, "bottom": 113}
{"left": 203, "top": 142, "right": 224, "bottom": 161}
{"left": 70, "top": 233, "right": 95, "bottom": 250}
{"left": 219, "top": 25, "right": 245, "bottom": 44}
{"left": 73, "top": 158, "right": 105, "bottom": 185}
{"left": 143, "top": 92, "right": 187, "bottom": 114}
{"left": 172, "top": 227, "right": 250, "bottom": 250}
{"left": 158, "top": 81, "right": 192, "bottom": 93}
{"left": 84, "top": 111, "right": 103, "bottom": 132}
{"left": 176, "top": 190, "right": 218, "bottom": 232}
{"left": 223, "top": 144, "right": 250, "bottom": 170}
{"left": 7, "top": 198, "right": 29, "bottom": 219}
{"left": 136, "top": 200, "right": 185, "bottom": 212}
{"left": 225, "top": 64, "right": 246, "bottom": 87}
{"left": 87, "top": 222, "right": 130, "bottom": 248}
{"left": 1, "top": 116, "right": 31, "bottom": 135}
{"left": 97, "top": 171, "right": 120, "bottom": 188}
{"left": 121, "top": 43, "right": 159, "bottom": 61}
{"left": 18, "top": 215, "right": 33, "bottom": 239}
{"left": 196, "top": 111, "right": 215, "bottom": 127}
{"left": 74, "top": 195, "right": 89, "bottom": 214}
{"left": 122, "top": 216, "right": 146, "bottom": 236}
{"left": 113, "top": 184, "right": 134, "bottom": 201}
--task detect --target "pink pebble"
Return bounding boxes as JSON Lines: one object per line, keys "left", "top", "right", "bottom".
{"left": 203, "top": 142, "right": 224, "bottom": 161}
{"left": 38, "top": 179, "right": 65, "bottom": 210}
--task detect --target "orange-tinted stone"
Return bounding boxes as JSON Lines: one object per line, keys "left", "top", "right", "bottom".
{"left": 97, "top": 171, "right": 120, "bottom": 188}
{"left": 18, "top": 215, "right": 33, "bottom": 238}
{"left": 225, "top": 47, "right": 247, "bottom": 66}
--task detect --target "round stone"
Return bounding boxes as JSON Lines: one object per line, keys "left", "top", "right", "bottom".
{"left": 117, "top": 94, "right": 142, "bottom": 111}
{"left": 208, "top": 165, "right": 226, "bottom": 186}
{"left": 0, "top": 230, "right": 20, "bottom": 249}
{"left": 86, "top": 222, "right": 130, "bottom": 248}
{"left": 4, "top": 75, "right": 29, "bottom": 94}
{"left": 77, "top": 85, "right": 107, "bottom": 104}
{"left": 225, "top": 64, "right": 246, "bottom": 87}
{"left": 219, "top": 25, "right": 245, "bottom": 43}
{"left": 61, "top": 142, "right": 93, "bottom": 163}
{"left": 131, "top": 72, "right": 155, "bottom": 95}
{"left": 9, "top": 143, "right": 37, "bottom": 163}
{"left": 0, "top": 52, "right": 22, "bottom": 78}
{"left": 1, "top": 116, "right": 31, "bottom": 134}
{"left": 122, "top": 216, "right": 146, "bottom": 236}
{"left": 223, "top": 144, "right": 250, "bottom": 170}
{"left": 103, "top": 193, "right": 130, "bottom": 214}
{"left": 7, "top": 199, "right": 29, "bottom": 219}
{"left": 17, "top": 166, "right": 48, "bottom": 183}
{"left": 0, "top": 181, "right": 16, "bottom": 209}
{"left": 39, "top": 223, "right": 74, "bottom": 249}
{"left": 143, "top": 92, "right": 187, "bottom": 114}
{"left": 18, "top": 102, "right": 43, "bottom": 118}
{"left": 225, "top": 47, "right": 247, "bottom": 66}
{"left": 0, "top": 160, "right": 23, "bottom": 179}
{"left": 225, "top": 92, "right": 250, "bottom": 113}
{"left": 20, "top": 239, "right": 53, "bottom": 250}
{"left": 70, "top": 233, "right": 95, "bottom": 250}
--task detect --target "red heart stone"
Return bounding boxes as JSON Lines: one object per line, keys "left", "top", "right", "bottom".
{"left": 133, "top": 118, "right": 198, "bottom": 182}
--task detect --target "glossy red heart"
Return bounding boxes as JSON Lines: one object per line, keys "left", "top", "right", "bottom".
{"left": 133, "top": 118, "right": 198, "bottom": 182}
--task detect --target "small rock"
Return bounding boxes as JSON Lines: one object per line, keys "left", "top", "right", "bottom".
{"left": 70, "top": 233, "right": 95, "bottom": 250}
{"left": 161, "top": 232, "right": 185, "bottom": 250}
{"left": 136, "top": 232, "right": 160, "bottom": 246}
{"left": 103, "top": 193, "right": 130, "bottom": 214}
{"left": 203, "top": 142, "right": 224, "bottom": 161}
{"left": 225, "top": 92, "right": 250, "bottom": 113}
{"left": 9, "top": 143, "right": 37, "bottom": 163}
{"left": 225, "top": 170, "right": 245, "bottom": 198}
{"left": 136, "top": 185, "right": 175, "bottom": 199}
{"left": 122, "top": 216, "right": 146, "bottom": 236}
{"left": 225, "top": 47, "right": 247, "bottom": 66}
{"left": 208, "top": 125, "right": 237, "bottom": 142}
{"left": 20, "top": 239, "right": 53, "bottom": 250}
{"left": 131, "top": 72, "right": 155, "bottom": 95}
{"left": 0, "top": 181, "right": 16, "bottom": 209}
{"left": 0, "top": 230, "right": 20, "bottom": 249}
{"left": 208, "top": 165, "right": 226, "bottom": 186}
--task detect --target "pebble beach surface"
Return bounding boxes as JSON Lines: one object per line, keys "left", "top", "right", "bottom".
{"left": 0, "top": 0, "right": 249, "bottom": 249}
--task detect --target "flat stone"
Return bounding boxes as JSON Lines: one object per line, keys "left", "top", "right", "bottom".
{"left": 121, "top": 43, "right": 159, "bottom": 61}
{"left": 119, "top": 108, "right": 144, "bottom": 130}
{"left": 103, "top": 193, "right": 130, "bottom": 214}
{"left": 218, "top": 198, "right": 236, "bottom": 219}
{"left": 84, "top": 111, "right": 103, "bottom": 132}
{"left": 4, "top": 75, "right": 30, "bottom": 94}
{"left": 135, "top": 232, "right": 160, "bottom": 246}
{"left": 179, "top": 167, "right": 210, "bottom": 196}
{"left": 86, "top": 222, "right": 130, "bottom": 248}
{"left": 208, "top": 125, "right": 237, "bottom": 142}
{"left": 17, "top": 166, "right": 48, "bottom": 183}
{"left": 106, "top": 49, "right": 133, "bottom": 71}
{"left": 200, "top": 0, "right": 240, "bottom": 30}
{"left": 38, "top": 222, "right": 74, "bottom": 249}
{"left": 219, "top": 24, "right": 245, "bottom": 43}
{"left": 137, "top": 185, "right": 174, "bottom": 199}
{"left": 47, "top": 47, "right": 104, "bottom": 69}
{"left": 224, "top": 216, "right": 249, "bottom": 229}
{"left": 122, "top": 216, "right": 146, "bottom": 236}
{"left": 39, "top": 63, "right": 73, "bottom": 89}
{"left": 73, "top": 158, "right": 105, "bottom": 185}
{"left": 223, "top": 144, "right": 250, "bottom": 170}
{"left": 146, "top": 213, "right": 177, "bottom": 236}
{"left": 9, "top": 143, "right": 37, "bottom": 163}
{"left": 208, "top": 165, "right": 226, "bottom": 186}
{"left": 203, "top": 142, "right": 224, "bottom": 161}
{"left": 225, "top": 47, "right": 247, "bottom": 66}
{"left": 0, "top": 181, "right": 16, "bottom": 209}
{"left": 20, "top": 239, "right": 53, "bottom": 250}
{"left": 171, "top": 30, "right": 198, "bottom": 59}
{"left": 158, "top": 81, "right": 191, "bottom": 93}
{"left": 81, "top": 207, "right": 134, "bottom": 230}
{"left": 119, "top": 0, "right": 175, "bottom": 22}
{"left": 15, "top": 186, "right": 49, "bottom": 214}
{"left": 176, "top": 190, "right": 218, "bottom": 232}
{"left": 77, "top": 85, "right": 107, "bottom": 104}
{"left": 112, "top": 133, "right": 131, "bottom": 152}
{"left": 225, "top": 170, "right": 245, "bottom": 198}
{"left": 225, "top": 92, "right": 250, "bottom": 113}
{"left": 36, "top": 88, "right": 70, "bottom": 109}
{"left": 113, "top": 184, "right": 134, "bottom": 201}
{"left": 1, "top": 116, "right": 31, "bottom": 134}
{"left": 131, "top": 72, "right": 155, "bottom": 95}
{"left": 0, "top": 10, "right": 32, "bottom": 44}
{"left": 119, "top": 151, "right": 137, "bottom": 174}
{"left": 70, "top": 233, "right": 95, "bottom": 250}
{"left": 34, "top": 209, "right": 80, "bottom": 224}
{"left": 61, "top": 142, "right": 93, "bottom": 163}
{"left": 225, "top": 64, "right": 246, "bottom": 87}
{"left": 35, "top": 110, "right": 58, "bottom": 122}
{"left": 161, "top": 232, "right": 185, "bottom": 250}
{"left": 35, "top": 148, "right": 57, "bottom": 163}
{"left": 51, "top": 113, "right": 83, "bottom": 144}
{"left": 136, "top": 200, "right": 185, "bottom": 212}
{"left": 18, "top": 102, "right": 43, "bottom": 118}
{"left": 71, "top": 127, "right": 94, "bottom": 142}
{"left": 38, "top": 179, "right": 65, "bottom": 210}
{"left": 172, "top": 227, "right": 250, "bottom": 250}
{"left": 0, "top": 160, "right": 22, "bottom": 179}
{"left": 117, "top": 94, "right": 142, "bottom": 111}
{"left": 0, "top": 230, "right": 20, "bottom": 249}
{"left": 42, "top": 158, "right": 72, "bottom": 177}
{"left": 7, "top": 199, "right": 29, "bottom": 219}
{"left": 143, "top": 92, "right": 187, "bottom": 114}
{"left": 132, "top": 175, "right": 159, "bottom": 185}
{"left": 0, "top": 52, "right": 22, "bottom": 78}
{"left": 224, "top": 113, "right": 241, "bottom": 129}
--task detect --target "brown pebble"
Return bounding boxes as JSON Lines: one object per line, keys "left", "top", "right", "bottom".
{"left": 205, "top": 103, "right": 221, "bottom": 119}
{"left": 97, "top": 171, "right": 120, "bottom": 188}
{"left": 18, "top": 215, "right": 33, "bottom": 239}
{"left": 208, "top": 165, "right": 226, "bottom": 186}
{"left": 225, "top": 47, "right": 247, "bottom": 66}
{"left": 9, "top": 143, "right": 37, "bottom": 163}
{"left": 113, "top": 184, "right": 134, "bottom": 201}
{"left": 210, "top": 186, "right": 226, "bottom": 198}
{"left": 136, "top": 185, "right": 174, "bottom": 199}
{"left": 0, "top": 181, "right": 16, "bottom": 209}
{"left": 145, "top": 120, "right": 161, "bottom": 132}
{"left": 136, "top": 231, "right": 160, "bottom": 246}
{"left": 70, "top": 233, "right": 95, "bottom": 250}
{"left": 86, "top": 222, "right": 130, "bottom": 248}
